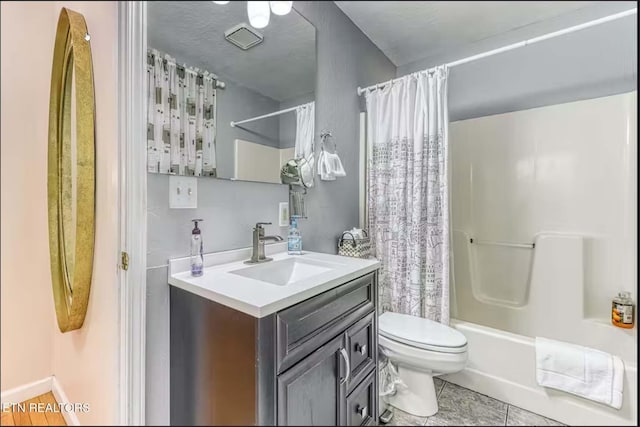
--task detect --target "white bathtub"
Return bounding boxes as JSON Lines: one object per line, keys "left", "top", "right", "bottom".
{"left": 442, "top": 319, "right": 638, "bottom": 426}
{"left": 445, "top": 92, "right": 638, "bottom": 424}
{"left": 446, "top": 230, "right": 637, "bottom": 425}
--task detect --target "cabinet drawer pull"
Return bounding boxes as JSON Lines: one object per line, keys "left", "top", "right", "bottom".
{"left": 339, "top": 348, "right": 351, "bottom": 385}
{"left": 355, "top": 343, "right": 367, "bottom": 355}
{"left": 357, "top": 405, "right": 368, "bottom": 418}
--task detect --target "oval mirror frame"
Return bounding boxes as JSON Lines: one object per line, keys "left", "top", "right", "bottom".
{"left": 48, "top": 7, "right": 95, "bottom": 332}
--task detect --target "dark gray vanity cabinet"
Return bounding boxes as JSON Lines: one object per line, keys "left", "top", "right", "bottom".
{"left": 170, "top": 270, "right": 378, "bottom": 426}
{"left": 276, "top": 333, "right": 345, "bottom": 425}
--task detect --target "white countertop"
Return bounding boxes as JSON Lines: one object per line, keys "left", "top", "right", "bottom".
{"left": 168, "top": 242, "right": 380, "bottom": 318}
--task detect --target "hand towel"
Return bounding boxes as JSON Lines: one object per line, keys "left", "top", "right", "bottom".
{"left": 317, "top": 150, "right": 335, "bottom": 181}
{"left": 325, "top": 151, "right": 346, "bottom": 177}
{"left": 318, "top": 149, "right": 345, "bottom": 181}
{"left": 535, "top": 337, "right": 624, "bottom": 409}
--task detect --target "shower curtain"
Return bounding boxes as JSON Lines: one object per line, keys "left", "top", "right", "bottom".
{"left": 147, "top": 48, "right": 217, "bottom": 177}
{"left": 294, "top": 101, "right": 316, "bottom": 186}
{"left": 365, "top": 66, "right": 450, "bottom": 324}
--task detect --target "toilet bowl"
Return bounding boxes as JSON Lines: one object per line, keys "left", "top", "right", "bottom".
{"left": 379, "top": 312, "right": 468, "bottom": 417}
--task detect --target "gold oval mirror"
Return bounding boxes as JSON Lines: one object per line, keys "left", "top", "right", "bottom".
{"left": 48, "top": 8, "right": 95, "bottom": 332}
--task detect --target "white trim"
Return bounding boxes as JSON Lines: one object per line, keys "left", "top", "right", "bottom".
{"left": 51, "top": 376, "right": 80, "bottom": 426}
{"left": 358, "top": 112, "right": 366, "bottom": 230}
{"left": 357, "top": 7, "right": 638, "bottom": 95}
{"left": 117, "top": 1, "right": 147, "bottom": 425}
{"left": 233, "top": 139, "right": 240, "bottom": 180}
{"left": 0, "top": 377, "right": 52, "bottom": 405}
{"left": 1, "top": 376, "right": 81, "bottom": 426}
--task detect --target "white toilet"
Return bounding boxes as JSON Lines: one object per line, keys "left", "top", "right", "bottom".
{"left": 379, "top": 312, "right": 468, "bottom": 417}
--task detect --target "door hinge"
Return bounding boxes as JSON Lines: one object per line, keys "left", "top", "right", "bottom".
{"left": 121, "top": 251, "right": 129, "bottom": 271}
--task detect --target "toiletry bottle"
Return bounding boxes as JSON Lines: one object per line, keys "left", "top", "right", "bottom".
{"left": 612, "top": 292, "right": 635, "bottom": 329}
{"left": 287, "top": 218, "right": 302, "bottom": 255}
{"left": 190, "top": 219, "right": 204, "bottom": 277}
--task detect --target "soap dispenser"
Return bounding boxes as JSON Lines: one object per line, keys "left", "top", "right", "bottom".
{"left": 287, "top": 218, "right": 302, "bottom": 255}
{"left": 190, "top": 219, "right": 204, "bottom": 277}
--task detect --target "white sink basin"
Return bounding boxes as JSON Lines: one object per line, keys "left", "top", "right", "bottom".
{"left": 230, "top": 257, "right": 336, "bottom": 286}
{"left": 168, "top": 243, "right": 380, "bottom": 317}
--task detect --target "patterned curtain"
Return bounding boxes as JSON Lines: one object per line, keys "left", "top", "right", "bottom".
{"left": 295, "top": 101, "right": 316, "bottom": 187}
{"left": 147, "top": 48, "right": 217, "bottom": 177}
{"left": 365, "top": 66, "right": 450, "bottom": 324}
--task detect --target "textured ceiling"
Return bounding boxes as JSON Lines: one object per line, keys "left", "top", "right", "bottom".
{"left": 148, "top": 1, "right": 315, "bottom": 102}
{"left": 334, "top": 1, "right": 597, "bottom": 66}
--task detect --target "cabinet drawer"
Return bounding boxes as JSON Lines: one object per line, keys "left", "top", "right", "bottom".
{"left": 345, "top": 369, "right": 376, "bottom": 426}
{"left": 276, "top": 273, "right": 375, "bottom": 373}
{"left": 346, "top": 312, "right": 376, "bottom": 391}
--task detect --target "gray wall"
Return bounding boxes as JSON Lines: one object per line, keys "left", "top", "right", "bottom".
{"left": 397, "top": 2, "right": 637, "bottom": 121}
{"left": 146, "top": 173, "right": 289, "bottom": 424}
{"left": 292, "top": 1, "right": 396, "bottom": 253}
{"left": 147, "top": 174, "right": 289, "bottom": 268}
{"left": 279, "top": 91, "right": 315, "bottom": 149}
{"left": 216, "top": 80, "right": 282, "bottom": 177}
{"left": 145, "top": 2, "right": 395, "bottom": 424}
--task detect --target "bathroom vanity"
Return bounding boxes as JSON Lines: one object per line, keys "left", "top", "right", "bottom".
{"left": 168, "top": 243, "right": 380, "bottom": 426}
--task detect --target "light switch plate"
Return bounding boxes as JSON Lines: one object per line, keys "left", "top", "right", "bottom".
{"left": 169, "top": 176, "right": 197, "bottom": 209}
{"left": 279, "top": 202, "right": 289, "bottom": 227}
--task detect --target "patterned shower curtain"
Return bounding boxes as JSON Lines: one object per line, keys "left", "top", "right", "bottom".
{"left": 295, "top": 101, "right": 316, "bottom": 187}
{"left": 147, "top": 48, "right": 217, "bottom": 177}
{"left": 365, "top": 66, "right": 450, "bottom": 324}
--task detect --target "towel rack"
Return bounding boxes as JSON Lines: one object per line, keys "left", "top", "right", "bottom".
{"left": 319, "top": 130, "right": 337, "bottom": 152}
{"left": 469, "top": 238, "right": 535, "bottom": 249}
{"left": 319, "top": 130, "right": 332, "bottom": 140}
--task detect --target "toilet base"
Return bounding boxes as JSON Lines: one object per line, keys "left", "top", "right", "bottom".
{"left": 386, "top": 364, "right": 438, "bottom": 417}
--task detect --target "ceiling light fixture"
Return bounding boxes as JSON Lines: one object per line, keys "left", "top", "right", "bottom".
{"left": 214, "top": 1, "right": 292, "bottom": 28}
{"left": 269, "top": 1, "right": 293, "bottom": 16}
{"left": 247, "top": 1, "right": 271, "bottom": 29}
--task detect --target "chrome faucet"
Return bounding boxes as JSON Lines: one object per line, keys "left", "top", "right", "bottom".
{"left": 245, "top": 222, "right": 283, "bottom": 264}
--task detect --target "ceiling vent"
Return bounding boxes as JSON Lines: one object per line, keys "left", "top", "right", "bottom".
{"left": 224, "top": 23, "right": 264, "bottom": 50}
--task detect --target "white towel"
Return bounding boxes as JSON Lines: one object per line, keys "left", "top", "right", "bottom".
{"left": 318, "top": 150, "right": 346, "bottom": 181}
{"left": 317, "top": 150, "right": 335, "bottom": 181}
{"left": 535, "top": 337, "right": 624, "bottom": 409}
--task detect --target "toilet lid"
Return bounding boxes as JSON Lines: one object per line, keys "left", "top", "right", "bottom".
{"left": 379, "top": 312, "right": 467, "bottom": 352}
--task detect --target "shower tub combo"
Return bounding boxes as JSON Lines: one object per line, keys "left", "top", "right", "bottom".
{"left": 442, "top": 92, "right": 637, "bottom": 426}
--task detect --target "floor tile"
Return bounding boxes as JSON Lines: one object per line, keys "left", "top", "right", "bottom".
{"left": 381, "top": 379, "right": 560, "bottom": 426}
{"left": 426, "top": 382, "right": 508, "bottom": 426}
{"left": 434, "top": 377, "right": 445, "bottom": 397}
{"left": 386, "top": 408, "right": 428, "bottom": 426}
{"left": 506, "top": 405, "right": 565, "bottom": 426}
{"left": 382, "top": 379, "right": 445, "bottom": 425}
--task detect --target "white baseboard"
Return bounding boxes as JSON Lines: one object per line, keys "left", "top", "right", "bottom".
{"left": 443, "top": 368, "right": 636, "bottom": 426}
{"left": 51, "top": 376, "right": 81, "bottom": 426}
{"left": 1, "top": 377, "right": 52, "bottom": 405}
{"left": 1, "top": 376, "right": 80, "bottom": 426}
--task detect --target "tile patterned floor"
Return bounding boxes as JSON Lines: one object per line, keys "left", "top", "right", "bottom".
{"left": 384, "top": 378, "right": 565, "bottom": 426}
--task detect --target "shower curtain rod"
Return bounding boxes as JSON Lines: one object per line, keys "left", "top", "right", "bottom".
{"left": 148, "top": 51, "right": 227, "bottom": 90}
{"left": 356, "top": 7, "right": 637, "bottom": 96}
{"left": 230, "top": 102, "right": 311, "bottom": 127}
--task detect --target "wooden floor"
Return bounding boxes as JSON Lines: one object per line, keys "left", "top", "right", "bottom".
{"left": 1, "top": 392, "right": 66, "bottom": 426}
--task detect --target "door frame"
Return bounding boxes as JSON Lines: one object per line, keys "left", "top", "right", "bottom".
{"left": 117, "top": 1, "right": 147, "bottom": 425}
